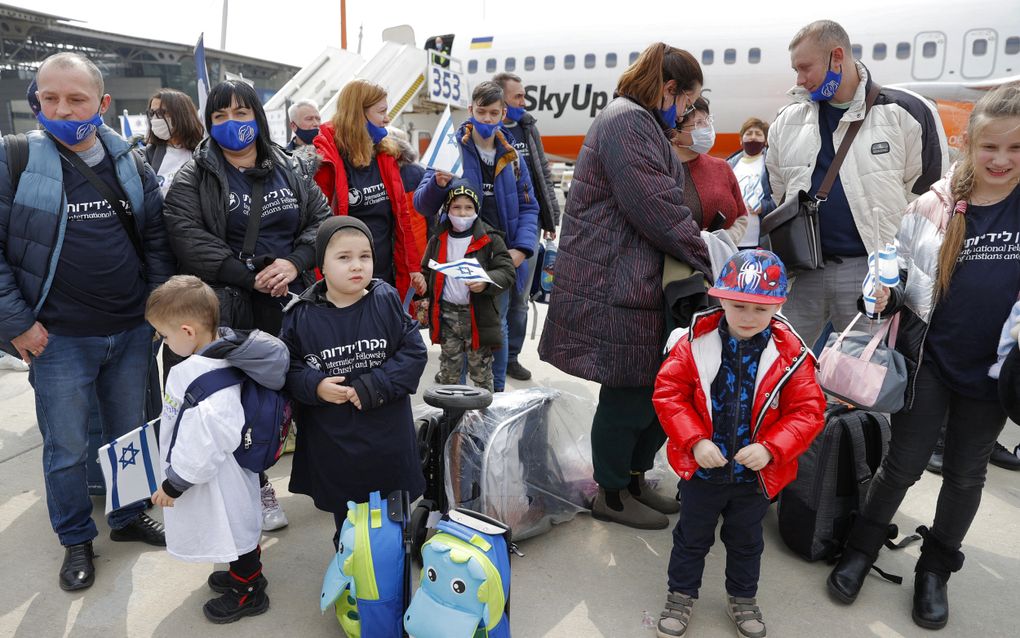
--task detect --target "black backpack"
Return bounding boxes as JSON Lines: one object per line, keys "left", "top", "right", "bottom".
{"left": 777, "top": 403, "right": 891, "bottom": 562}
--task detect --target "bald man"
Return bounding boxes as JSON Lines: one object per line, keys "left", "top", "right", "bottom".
{"left": 0, "top": 52, "right": 175, "bottom": 591}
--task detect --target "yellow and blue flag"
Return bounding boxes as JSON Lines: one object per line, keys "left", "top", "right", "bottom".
{"left": 470, "top": 36, "right": 494, "bottom": 50}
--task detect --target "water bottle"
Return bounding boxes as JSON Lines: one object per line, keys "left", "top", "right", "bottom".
{"left": 540, "top": 239, "right": 557, "bottom": 293}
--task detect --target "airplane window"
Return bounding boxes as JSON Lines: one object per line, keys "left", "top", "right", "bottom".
{"left": 852, "top": 44, "right": 862, "bottom": 59}
{"left": 923, "top": 41, "right": 938, "bottom": 58}
{"left": 606, "top": 52, "right": 617, "bottom": 68}
{"left": 564, "top": 54, "right": 575, "bottom": 70}
{"left": 724, "top": 48, "right": 736, "bottom": 64}
{"left": 896, "top": 42, "right": 910, "bottom": 59}
{"left": 748, "top": 47, "right": 761, "bottom": 64}
{"left": 629, "top": 51, "right": 639, "bottom": 64}
{"left": 468, "top": 59, "right": 478, "bottom": 74}
{"left": 486, "top": 58, "right": 497, "bottom": 72}
{"left": 873, "top": 43, "right": 887, "bottom": 60}
{"left": 505, "top": 57, "right": 516, "bottom": 71}
{"left": 585, "top": 53, "right": 596, "bottom": 69}
{"left": 544, "top": 55, "right": 555, "bottom": 70}
{"left": 1007, "top": 37, "right": 1020, "bottom": 55}
{"left": 973, "top": 38, "right": 988, "bottom": 56}
{"left": 702, "top": 49, "right": 714, "bottom": 65}
{"left": 525, "top": 56, "right": 535, "bottom": 71}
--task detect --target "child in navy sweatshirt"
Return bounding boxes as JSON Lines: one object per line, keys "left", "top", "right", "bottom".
{"left": 280, "top": 217, "right": 427, "bottom": 547}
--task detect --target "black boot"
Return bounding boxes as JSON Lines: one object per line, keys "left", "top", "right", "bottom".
{"left": 203, "top": 571, "right": 270, "bottom": 623}
{"left": 912, "top": 526, "right": 964, "bottom": 630}
{"left": 827, "top": 514, "right": 893, "bottom": 604}
{"left": 59, "top": 541, "right": 95, "bottom": 591}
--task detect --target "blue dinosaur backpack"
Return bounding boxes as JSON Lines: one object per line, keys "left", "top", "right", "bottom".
{"left": 166, "top": 367, "right": 292, "bottom": 474}
{"left": 320, "top": 491, "right": 411, "bottom": 638}
{"left": 404, "top": 509, "right": 513, "bottom": 638}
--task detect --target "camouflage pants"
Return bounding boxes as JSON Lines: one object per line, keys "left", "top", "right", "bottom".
{"left": 437, "top": 301, "right": 494, "bottom": 391}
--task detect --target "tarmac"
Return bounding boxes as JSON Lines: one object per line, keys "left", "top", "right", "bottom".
{"left": 2, "top": 302, "right": 1020, "bottom": 638}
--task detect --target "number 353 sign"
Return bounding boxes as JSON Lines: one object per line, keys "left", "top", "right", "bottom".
{"left": 428, "top": 62, "right": 469, "bottom": 109}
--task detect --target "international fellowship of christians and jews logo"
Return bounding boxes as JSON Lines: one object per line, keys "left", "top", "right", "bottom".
{"left": 229, "top": 191, "right": 240, "bottom": 212}
{"left": 348, "top": 188, "right": 364, "bottom": 207}
{"left": 304, "top": 354, "right": 325, "bottom": 371}
{"left": 76, "top": 123, "right": 95, "bottom": 141}
{"left": 238, "top": 124, "right": 256, "bottom": 144}
{"left": 821, "top": 79, "right": 839, "bottom": 99}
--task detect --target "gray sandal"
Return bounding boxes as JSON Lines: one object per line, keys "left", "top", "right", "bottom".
{"left": 727, "top": 596, "right": 767, "bottom": 638}
{"left": 657, "top": 591, "right": 694, "bottom": 637}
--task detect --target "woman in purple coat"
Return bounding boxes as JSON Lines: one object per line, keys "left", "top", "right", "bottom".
{"left": 538, "top": 43, "right": 711, "bottom": 530}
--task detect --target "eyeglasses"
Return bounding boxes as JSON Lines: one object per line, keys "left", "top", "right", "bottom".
{"left": 680, "top": 114, "right": 713, "bottom": 131}
{"left": 678, "top": 91, "right": 697, "bottom": 118}
{"left": 146, "top": 108, "right": 167, "bottom": 119}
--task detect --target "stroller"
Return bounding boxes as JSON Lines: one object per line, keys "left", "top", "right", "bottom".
{"left": 409, "top": 385, "right": 493, "bottom": 562}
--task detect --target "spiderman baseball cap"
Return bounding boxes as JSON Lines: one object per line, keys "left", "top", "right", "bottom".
{"left": 709, "top": 249, "right": 788, "bottom": 305}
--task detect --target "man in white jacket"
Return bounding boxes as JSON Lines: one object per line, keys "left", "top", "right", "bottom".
{"left": 766, "top": 20, "right": 949, "bottom": 345}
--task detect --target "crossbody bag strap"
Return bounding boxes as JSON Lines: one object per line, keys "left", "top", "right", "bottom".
{"left": 816, "top": 83, "right": 882, "bottom": 202}
{"left": 52, "top": 136, "right": 145, "bottom": 262}
{"left": 239, "top": 176, "right": 266, "bottom": 269}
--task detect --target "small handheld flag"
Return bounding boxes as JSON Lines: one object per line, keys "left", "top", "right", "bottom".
{"left": 98, "top": 419, "right": 163, "bottom": 515}
{"left": 420, "top": 106, "right": 463, "bottom": 176}
{"left": 195, "top": 33, "right": 211, "bottom": 117}
{"left": 428, "top": 258, "right": 500, "bottom": 287}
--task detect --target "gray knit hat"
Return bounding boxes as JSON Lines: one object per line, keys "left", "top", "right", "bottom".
{"left": 316, "top": 216, "right": 375, "bottom": 269}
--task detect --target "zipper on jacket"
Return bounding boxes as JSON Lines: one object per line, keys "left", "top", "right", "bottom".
{"left": 907, "top": 315, "right": 933, "bottom": 411}
{"left": 750, "top": 346, "right": 808, "bottom": 499}
{"left": 731, "top": 340, "right": 744, "bottom": 483}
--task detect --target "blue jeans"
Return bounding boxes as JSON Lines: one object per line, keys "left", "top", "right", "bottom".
{"left": 459, "top": 290, "right": 510, "bottom": 390}
{"left": 28, "top": 323, "right": 155, "bottom": 546}
{"left": 507, "top": 252, "right": 538, "bottom": 363}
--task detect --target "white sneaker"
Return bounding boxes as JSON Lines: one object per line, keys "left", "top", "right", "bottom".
{"left": 261, "top": 482, "right": 288, "bottom": 531}
{"left": 0, "top": 353, "right": 29, "bottom": 372}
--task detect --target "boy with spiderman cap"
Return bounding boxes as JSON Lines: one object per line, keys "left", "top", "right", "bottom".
{"left": 651, "top": 249, "right": 825, "bottom": 638}
{"left": 421, "top": 180, "right": 516, "bottom": 391}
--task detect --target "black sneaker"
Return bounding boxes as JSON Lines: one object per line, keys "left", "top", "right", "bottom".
{"left": 209, "top": 570, "right": 270, "bottom": 593}
{"left": 110, "top": 512, "right": 166, "bottom": 546}
{"left": 59, "top": 541, "right": 95, "bottom": 591}
{"left": 506, "top": 360, "right": 532, "bottom": 381}
{"left": 989, "top": 442, "right": 1020, "bottom": 471}
{"left": 203, "top": 573, "right": 270, "bottom": 624}
{"left": 926, "top": 451, "right": 944, "bottom": 474}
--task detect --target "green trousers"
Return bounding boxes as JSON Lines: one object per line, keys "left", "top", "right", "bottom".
{"left": 591, "top": 385, "right": 667, "bottom": 490}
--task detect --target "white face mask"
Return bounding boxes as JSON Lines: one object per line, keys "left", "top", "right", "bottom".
{"left": 687, "top": 124, "right": 716, "bottom": 154}
{"left": 150, "top": 117, "right": 172, "bottom": 141}
{"left": 449, "top": 213, "right": 477, "bottom": 232}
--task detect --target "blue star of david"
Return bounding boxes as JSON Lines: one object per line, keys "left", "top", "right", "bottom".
{"left": 119, "top": 442, "right": 140, "bottom": 469}
{"left": 446, "top": 132, "right": 457, "bottom": 145}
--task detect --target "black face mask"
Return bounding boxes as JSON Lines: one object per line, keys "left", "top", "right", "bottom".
{"left": 741, "top": 140, "right": 766, "bottom": 156}
{"left": 294, "top": 126, "right": 319, "bottom": 145}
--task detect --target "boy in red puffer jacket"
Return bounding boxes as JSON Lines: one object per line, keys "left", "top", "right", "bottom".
{"left": 651, "top": 249, "right": 825, "bottom": 638}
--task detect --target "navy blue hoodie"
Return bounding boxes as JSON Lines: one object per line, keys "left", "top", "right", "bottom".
{"left": 280, "top": 278, "right": 427, "bottom": 512}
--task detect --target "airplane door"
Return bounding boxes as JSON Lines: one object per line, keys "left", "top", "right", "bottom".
{"left": 961, "top": 29, "right": 997, "bottom": 79}
{"left": 912, "top": 31, "right": 946, "bottom": 80}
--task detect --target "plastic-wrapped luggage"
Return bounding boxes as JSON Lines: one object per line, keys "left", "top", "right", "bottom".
{"left": 442, "top": 388, "right": 597, "bottom": 540}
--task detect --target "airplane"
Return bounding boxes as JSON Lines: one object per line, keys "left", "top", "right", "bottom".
{"left": 443, "top": 0, "right": 1020, "bottom": 161}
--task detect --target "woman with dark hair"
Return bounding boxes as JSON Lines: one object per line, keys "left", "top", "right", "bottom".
{"left": 539, "top": 43, "right": 711, "bottom": 531}
{"left": 162, "top": 80, "right": 331, "bottom": 532}
{"left": 144, "top": 88, "right": 205, "bottom": 196}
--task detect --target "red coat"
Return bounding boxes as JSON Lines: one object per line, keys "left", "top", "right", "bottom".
{"left": 685, "top": 153, "right": 748, "bottom": 231}
{"left": 312, "top": 122, "right": 422, "bottom": 299}
{"left": 653, "top": 308, "right": 826, "bottom": 498}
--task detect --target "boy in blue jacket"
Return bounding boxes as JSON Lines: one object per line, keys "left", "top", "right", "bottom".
{"left": 414, "top": 80, "right": 539, "bottom": 391}
{"left": 280, "top": 217, "right": 427, "bottom": 548}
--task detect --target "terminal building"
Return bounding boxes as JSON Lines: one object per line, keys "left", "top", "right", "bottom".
{"left": 0, "top": 2, "right": 299, "bottom": 135}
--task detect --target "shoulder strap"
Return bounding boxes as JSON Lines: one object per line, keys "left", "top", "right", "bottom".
{"left": 3, "top": 133, "right": 30, "bottom": 192}
{"left": 148, "top": 144, "right": 166, "bottom": 174}
{"left": 241, "top": 177, "right": 266, "bottom": 260}
{"left": 165, "top": 367, "right": 247, "bottom": 465}
{"left": 817, "top": 83, "right": 882, "bottom": 201}
{"left": 52, "top": 135, "right": 145, "bottom": 262}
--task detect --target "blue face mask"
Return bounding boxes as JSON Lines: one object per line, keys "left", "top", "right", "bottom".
{"left": 366, "top": 121, "right": 388, "bottom": 144}
{"left": 37, "top": 111, "right": 104, "bottom": 146}
{"left": 211, "top": 119, "right": 259, "bottom": 151}
{"left": 810, "top": 51, "right": 843, "bottom": 102}
{"left": 470, "top": 117, "right": 499, "bottom": 139}
{"left": 294, "top": 126, "right": 319, "bottom": 145}
{"left": 659, "top": 103, "right": 678, "bottom": 129}
{"left": 505, "top": 105, "right": 526, "bottom": 122}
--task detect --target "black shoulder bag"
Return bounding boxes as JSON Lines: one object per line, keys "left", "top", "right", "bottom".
{"left": 760, "top": 84, "right": 881, "bottom": 272}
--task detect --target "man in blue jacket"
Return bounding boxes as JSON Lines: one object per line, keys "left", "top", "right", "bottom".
{"left": 414, "top": 81, "right": 539, "bottom": 391}
{"left": 0, "top": 53, "right": 175, "bottom": 591}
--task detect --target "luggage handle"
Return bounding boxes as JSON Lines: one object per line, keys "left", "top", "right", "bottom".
{"left": 840, "top": 412, "right": 874, "bottom": 510}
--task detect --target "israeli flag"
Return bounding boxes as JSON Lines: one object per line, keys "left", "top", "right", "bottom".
{"left": 195, "top": 33, "right": 211, "bottom": 117}
{"left": 428, "top": 258, "right": 500, "bottom": 287}
{"left": 120, "top": 109, "right": 133, "bottom": 138}
{"left": 98, "top": 419, "right": 163, "bottom": 515}
{"left": 420, "top": 105, "right": 463, "bottom": 176}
